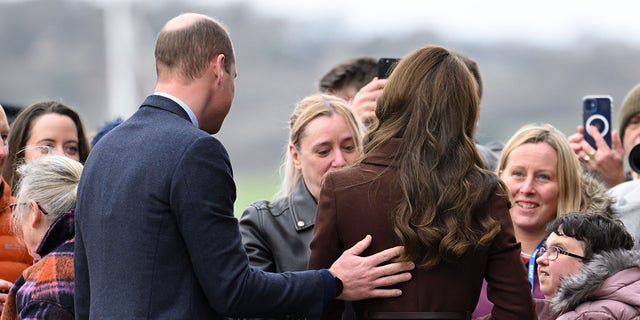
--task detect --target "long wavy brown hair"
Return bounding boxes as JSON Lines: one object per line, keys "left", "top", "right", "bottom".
{"left": 367, "top": 46, "right": 502, "bottom": 269}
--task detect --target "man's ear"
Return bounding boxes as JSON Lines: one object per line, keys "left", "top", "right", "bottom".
{"left": 215, "top": 54, "right": 226, "bottom": 83}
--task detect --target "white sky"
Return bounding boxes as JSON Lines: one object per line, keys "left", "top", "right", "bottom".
{"left": 213, "top": 0, "right": 640, "bottom": 47}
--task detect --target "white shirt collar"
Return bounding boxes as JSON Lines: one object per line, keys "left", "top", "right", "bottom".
{"left": 153, "top": 92, "right": 199, "bottom": 128}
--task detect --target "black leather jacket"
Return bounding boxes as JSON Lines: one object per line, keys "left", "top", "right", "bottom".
{"left": 239, "top": 181, "right": 317, "bottom": 272}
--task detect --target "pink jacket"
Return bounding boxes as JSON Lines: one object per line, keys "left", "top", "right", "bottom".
{"left": 552, "top": 249, "right": 640, "bottom": 319}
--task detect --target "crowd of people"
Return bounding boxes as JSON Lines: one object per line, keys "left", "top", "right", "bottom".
{"left": 0, "top": 11, "right": 639, "bottom": 320}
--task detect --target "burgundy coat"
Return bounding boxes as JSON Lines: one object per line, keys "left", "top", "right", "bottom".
{"left": 308, "top": 138, "right": 535, "bottom": 320}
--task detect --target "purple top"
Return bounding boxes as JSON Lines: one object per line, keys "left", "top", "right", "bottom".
{"left": 472, "top": 253, "right": 542, "bottom": 319}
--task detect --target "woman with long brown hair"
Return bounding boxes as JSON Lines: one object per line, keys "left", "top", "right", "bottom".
{"left": 2, "top": 100, "right": 90, "bottom": 191}
{"left": 308, "top": 46, "right": 535, "bottom": 319}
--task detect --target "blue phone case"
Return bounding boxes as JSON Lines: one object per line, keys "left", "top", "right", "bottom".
{"left": 582, "top": 95, "right": 612, "bottom": 149}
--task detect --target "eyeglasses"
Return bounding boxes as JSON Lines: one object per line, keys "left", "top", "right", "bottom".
{"left": 9, "top": 202, "right": 26, "bottom": 212}
{"left": 22, "top": 145, "right": 79, "bottom": 158}
{"left": 9, "top": 202, "right": 49, "bottom": 215}
{"left": 537, "top": 245, "right": 586, "bottom": 261}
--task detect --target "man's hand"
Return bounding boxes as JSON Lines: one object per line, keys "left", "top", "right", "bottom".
{"left": 570, "top": 125, "right": 626, "bottom": 187}
{"left": 0, "top": 278, "right": 13, "bottom": 313}
{"left": 329, "top": 235, "right": 414, "bottom": 301}
{"left": 350, "top": 78, "right": 386, "bottom": 126}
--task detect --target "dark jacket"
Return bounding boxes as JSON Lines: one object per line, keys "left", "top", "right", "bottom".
{"left": 1, "top": 210, "right": 75, "bottom": 320}
{"left": 240, "top": 181, "right": 358, "bottom": 320}
{"left": 552, "top": 249, "right": 640, "bottom": 319}
{"left": 240, "top": 181, "right": 316, "bottom": 272}
{"left": 308, "top": 138, "right": 536, "bottom": 320}
{"left": 74, "top": 95, "right": 328, "bottom": 319}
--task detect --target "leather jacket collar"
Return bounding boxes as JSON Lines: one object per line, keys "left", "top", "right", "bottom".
{"left": 289, "top": 181, "right": 317, "bottom": 231}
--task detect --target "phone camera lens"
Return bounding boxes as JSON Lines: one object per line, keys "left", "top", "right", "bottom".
{"left": 585, "top": 99, "right": 599, "bottom": 112}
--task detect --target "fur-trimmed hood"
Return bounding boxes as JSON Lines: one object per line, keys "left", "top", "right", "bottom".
{"left": 581, "top": 170, "right": 614, "bottom": 215}
{"left": 551, "top": 249, "right": 640, "bottom": 315}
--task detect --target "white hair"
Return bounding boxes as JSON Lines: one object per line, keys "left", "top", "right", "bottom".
{"left": 12, "top": 155, "right": 83, "bottom": 235}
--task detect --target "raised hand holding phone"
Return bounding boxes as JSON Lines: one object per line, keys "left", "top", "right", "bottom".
{"left": 377, "top": 58, "right": 400, "bottom": 79}
{"left": 577, "top": 95, "right": 627, "bottom": 186}
{"left": 350, "top": 78, "right": 387, "bottom": 125}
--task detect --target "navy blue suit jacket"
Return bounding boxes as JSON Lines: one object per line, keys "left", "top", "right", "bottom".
{"left": 74, "top": 95, "right": 326, "bottom": 319}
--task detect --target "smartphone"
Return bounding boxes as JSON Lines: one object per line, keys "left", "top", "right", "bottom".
{"left": 582, "top": 95, "right": 612, "bottom": 149}
{"left": 377, "top": 58, "right": 400, "bottom": 79}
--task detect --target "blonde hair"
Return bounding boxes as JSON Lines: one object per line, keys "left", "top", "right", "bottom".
{"left": 497, "top": 123, "right": 583, "bottom": 215}
{"left": 280, "top": 94, "right": 365, "bottom": 196}
{"left": 11, "top": 155, "right": 83, "bottom": 237}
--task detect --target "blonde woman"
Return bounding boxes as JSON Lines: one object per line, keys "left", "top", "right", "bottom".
{"left": 240, "top": 93, "right": 365, "bottom": 272}
{"left": 474, "top": 123, "right": 612, "bottom": 318}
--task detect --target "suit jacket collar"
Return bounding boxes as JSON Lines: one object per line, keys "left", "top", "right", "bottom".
{"left": 141, "top": 95, "right": 192, "bottom": 123}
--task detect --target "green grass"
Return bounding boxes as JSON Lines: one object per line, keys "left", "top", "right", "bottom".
{"left": 233, "top": 173, "right": 280, "bottom": 218}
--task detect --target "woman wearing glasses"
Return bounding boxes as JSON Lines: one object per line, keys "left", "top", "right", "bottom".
{"left": 535, "top": 212, "right": 638, "bottom": 319}
{"left": 2, "top": 100, "right": 90, "bottom": 192}
{"left": 0, "top": 155, "right": 82, "bottom": 319}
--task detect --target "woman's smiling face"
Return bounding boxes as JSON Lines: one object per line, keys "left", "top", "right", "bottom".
{"left": 500, "top": 142, "right": 559, "bottom": 235}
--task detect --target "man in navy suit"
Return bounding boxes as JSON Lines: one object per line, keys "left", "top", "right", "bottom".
{"left": 74, "top": 13, "right": 413, "bottom": 319}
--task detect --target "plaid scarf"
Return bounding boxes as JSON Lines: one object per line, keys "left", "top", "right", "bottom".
{"left": 1, "top": 210, "right": 75, "bottom": 320}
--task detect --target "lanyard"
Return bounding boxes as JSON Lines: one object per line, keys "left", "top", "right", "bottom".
{"left": 527, "top": 239, "right": 546, "bottom": 293}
